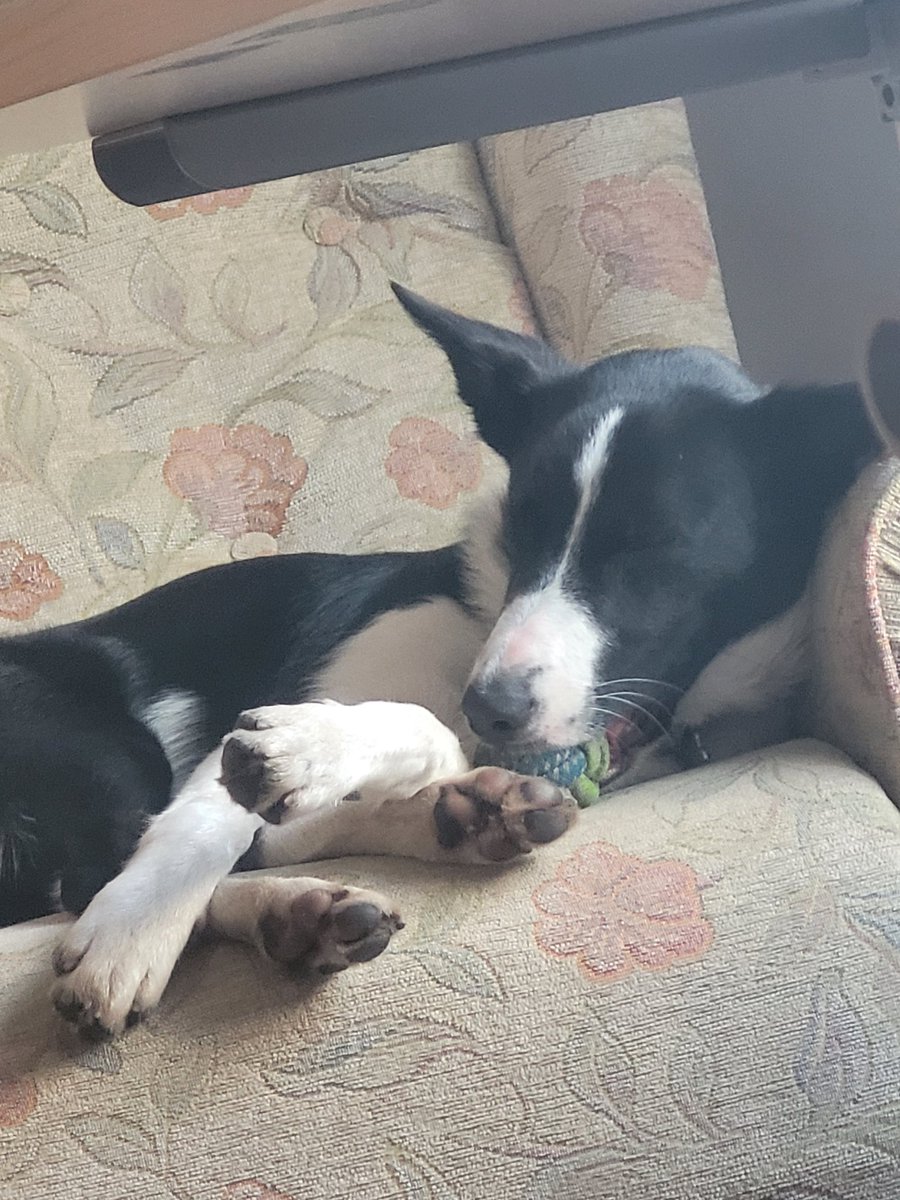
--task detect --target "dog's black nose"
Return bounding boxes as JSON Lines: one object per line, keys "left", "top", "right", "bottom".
{"left": 463, "top": 677, "right": 535, "bottom": 744}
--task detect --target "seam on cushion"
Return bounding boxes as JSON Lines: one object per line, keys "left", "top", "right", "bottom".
{"left": 868, "top": 475, "right": 900, "bottom": 711}
{"left": 473, "top": 138, "right": 551, "bottom": 345}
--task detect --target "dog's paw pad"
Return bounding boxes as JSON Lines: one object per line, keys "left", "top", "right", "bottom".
{"left": 256, "top": 883, "right": 403, "bottom": 975}
{"left": 433, "top": 767, "right": 577, "bottom": 862}
{"left": 220, "top": 730, "right": 278, "bottom": 813}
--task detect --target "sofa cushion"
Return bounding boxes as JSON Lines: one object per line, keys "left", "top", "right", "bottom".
{"left": 1, "top": 740, "right": 898, "bottom": 1199}
{"left": 0, "top": 140, "right": 523, "bottom": 630}
{"left": 477, "top": 102, "right": 737, "bottom": 363}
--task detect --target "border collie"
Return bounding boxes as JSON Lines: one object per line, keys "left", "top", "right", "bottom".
{"left": 1, "top": 288, "right": 896, "bottom": 1037}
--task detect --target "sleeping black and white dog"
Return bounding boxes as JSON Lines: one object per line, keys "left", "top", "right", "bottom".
{"left": 1, "top": 286, "right": 897, "bottom": 1037}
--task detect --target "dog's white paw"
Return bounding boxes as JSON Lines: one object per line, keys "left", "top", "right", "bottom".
{"left": 220, "top": 700, "right": 467, "bottom": 817}
{"left": 51, "top": 899, "right": 187, "bottom": 1038}
{"left": 220, "top": 704, "right": 358, "bottom": 815}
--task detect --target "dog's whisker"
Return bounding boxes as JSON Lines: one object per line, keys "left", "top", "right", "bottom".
{"left": 609, "top": 698, "right": 673, "bottom": 743}
{"left": 598, "top": 677, "right": 685, "bottom": 696}
{"left": 585, "top": 705, "right": 645, "bottom": 739}
{"left": 614, "top": 699, "right": 674, "bottom": 728}
{"left": 592, "top": 695, "right": 673, "bottom": 745}
{"left": 595, "top": 689, "right": 675, "bottom": 722}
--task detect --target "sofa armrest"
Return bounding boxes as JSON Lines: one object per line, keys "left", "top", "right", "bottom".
{"left": 811, "top": 460, "right": 900, "bottom": 804}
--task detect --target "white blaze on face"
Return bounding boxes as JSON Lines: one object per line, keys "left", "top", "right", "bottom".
{"left": 470, "top": 409, "right": 624, "bottom": 744}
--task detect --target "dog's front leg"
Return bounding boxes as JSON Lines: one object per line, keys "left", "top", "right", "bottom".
{"left": 252, "top": 769, "right": 577, "bottom": 867}
{"left": 51, "top": 749, "right": 261, "bottom": 1037}
{"left": 219, "top": 700, "right": 470, "bottom": 814}
{"left": 221, "top": 701, "right": 577, "bottom": 868}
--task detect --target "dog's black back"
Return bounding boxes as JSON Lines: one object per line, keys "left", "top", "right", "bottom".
{"left": 0, "top": 547, "right": 467, "bottom": 922}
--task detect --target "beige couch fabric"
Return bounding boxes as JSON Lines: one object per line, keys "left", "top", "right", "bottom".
{"left": 2, "top": 741, "right": 899, "bottom": 1199}
{"left": 478, "top": 102, "right": 737, "bottom": 363}
{"left": 0, "top": 140, "right": 522, "bottom": 630}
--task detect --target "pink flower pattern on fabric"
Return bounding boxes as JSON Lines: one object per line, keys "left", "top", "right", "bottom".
{"left": 533, "top": 841, "right": 714, "bottom": 981}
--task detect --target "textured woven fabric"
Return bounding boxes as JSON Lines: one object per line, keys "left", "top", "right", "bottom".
{"left": 1, "top": 741, "right": 899, "bottom": 1199}
{"left": 0, "top": 140, "right": 518, "bottom": 629}
{"left": 478, "top": 102, "right": 737, "bottom": 363}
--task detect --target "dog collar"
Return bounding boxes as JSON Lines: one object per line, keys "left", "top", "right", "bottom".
{"left": 676, "top": 725, "right": 711, "bottom": 770}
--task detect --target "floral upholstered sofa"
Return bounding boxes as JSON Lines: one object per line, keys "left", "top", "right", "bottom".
{"left": 0, "top": 103, "right": 899, "bottom": 1200}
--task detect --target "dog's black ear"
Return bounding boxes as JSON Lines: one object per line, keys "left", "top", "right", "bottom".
{"left": 391, "top": 283, "right": 572, "bottom": 460}
{"left": 738, "top": 378, "right": 883, "bottom": 490}
{"left": 863, "top": 319, "right": 900, "bottom": 456}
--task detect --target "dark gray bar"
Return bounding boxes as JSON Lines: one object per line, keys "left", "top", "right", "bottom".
{"left": 93, "top": 0, "right": 871, "bottom": 206}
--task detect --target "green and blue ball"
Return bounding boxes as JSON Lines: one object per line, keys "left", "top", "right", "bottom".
{"left": 474, "top": 735, "right": 610, "bottom": 807}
